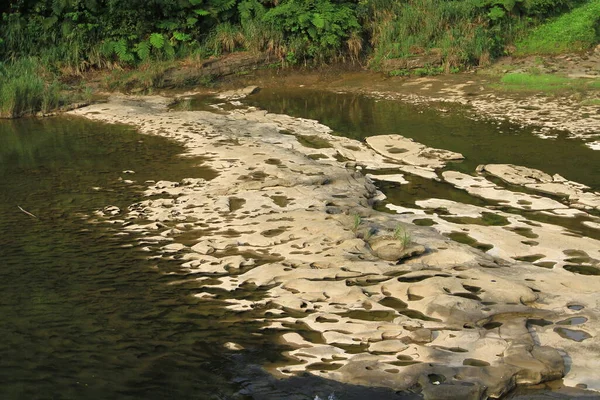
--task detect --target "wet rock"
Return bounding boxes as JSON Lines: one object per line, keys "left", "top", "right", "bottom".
{"left": 224, "top": 342, "right": 244, "bottom": 351}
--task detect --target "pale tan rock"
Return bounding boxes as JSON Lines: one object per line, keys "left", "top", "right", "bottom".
{"left": 366, "top": 134, "right": 463, "bottom": 169}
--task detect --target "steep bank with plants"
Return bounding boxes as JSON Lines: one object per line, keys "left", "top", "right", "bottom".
{"left": 1, "top": 0, "right": 599, "bottom": 116}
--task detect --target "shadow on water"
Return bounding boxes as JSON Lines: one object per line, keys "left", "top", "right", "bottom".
{"left": 0, "top": 117, "right": 422, "bottom": 400}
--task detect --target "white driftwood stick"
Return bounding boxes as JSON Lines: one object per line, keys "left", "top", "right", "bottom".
{"left": 18, "top": 206, "right": 38, "bottom": 219}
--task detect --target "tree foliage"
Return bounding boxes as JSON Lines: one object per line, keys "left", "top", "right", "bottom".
{"left": 0, "top": 0, "right": 595, "bottom": 72}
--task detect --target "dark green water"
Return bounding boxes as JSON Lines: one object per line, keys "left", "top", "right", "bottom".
{"left": 0, "top": 117, "right": 416, "bottom": 400}
{"left": 245, "top": 88, "right": 600, "bottom": 190}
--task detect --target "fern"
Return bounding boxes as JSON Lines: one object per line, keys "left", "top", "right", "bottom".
{"left": 149, "top": 33, "right": 165, "bottom": 49}
{"left": 173, "top": 31, "right": 192, "bottom": 42}
{"left": 114, "top": 39, "right": 133, "bottom": 62}
{"left": 135, "top": 40, "right": 151, "bottom": 61}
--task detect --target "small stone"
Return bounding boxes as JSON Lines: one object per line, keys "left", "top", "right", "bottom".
{"left": 223, "top": 342, "right": 244, "bottom": 351}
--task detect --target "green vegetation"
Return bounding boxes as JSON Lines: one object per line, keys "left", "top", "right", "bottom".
{"left": 515, "top": 1, "right": 600, "bottom": 55}
{"left": 393, "top": 225, "right": 411, "bottom": 248}
{"left": 495, "top": 73, "right": 600, "bottom": 92}
{"left": 0, "top": 58, "right": 63, "bottom": 118}
{"left": 581, "top": 98, "right": 600, "bottom": 106}
{"left": 0, "top": 0, "right": 598, "bottom": 115}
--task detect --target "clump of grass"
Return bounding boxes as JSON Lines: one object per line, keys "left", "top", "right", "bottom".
{"left": 352, "top": 213, "right": 362, "bottom": 233}
{"left": 208, "top": 23, "right": 246, "bottom": 55}
{"left": 370, "top": 0, "right": 493, "bottom": 69}
{"left": 494, "top": 73, "right": 600, "bottom": 92}
{"left": 102, "top": 61, "right": 175, "bottom": 93}
{"left": 393, "top": 225, "right": 412, "bottom": 248}
{"left": 515, "top": 1, "right": 600, "bottom": 55}
{"left": 0, "top": 57, "right": 64, "bottom": 118}
{"left": 581, "top": 98, "right": 600, "bottom": 106}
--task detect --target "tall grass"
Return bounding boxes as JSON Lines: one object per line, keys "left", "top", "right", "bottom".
{"left": 516, "top": 0, "right": 600, "bottom": 55}
{"left": 0, "top": 58, "right": 64, "bottom": 118}
{"left": 368, "top": 0, "right": 499, "bottom": 70}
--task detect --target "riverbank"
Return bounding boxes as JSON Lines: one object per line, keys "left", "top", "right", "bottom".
{"left": 69, "top": 89, "right": 600, "bottom": 399}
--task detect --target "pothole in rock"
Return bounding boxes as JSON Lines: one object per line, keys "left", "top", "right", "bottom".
{"left": 563, "top": 249, "right": 590, "bottom": 257}
{"left": 556, "top": 317, "right": 588, "bottom": 326}
{"left": 398, "top": 273, "right": 451, "bottom": 283}
{"left": 428, "top": 374, "right": 446, "bottom": 385}
{"left": 527, "top": 319, "right": 553, "bottom": 327}
{"left": 306, "top": 362, "right": 344, "bottom": 372}
{"left": 238, "top": 171, "right": 269, "bottom": 181}
{"left": 379, "top": 297, "right": 409, "bottom": 311}
{"left": 261, "top": 227, "right": 288, "bottom": 237}
{"left": 440, "top": 212, "right": 510, "bottom": 226}
{"left": 504, "top": 227, "right": 539, "bottom": 239}
{"left": 308, "top": 153, "right": 329, "bottom": 160}
{"left": 407, "top": 293, "right": 424, "bottom": 301}
{"left": 281, "top": 322, "right": 326, "bottom": 344}
{"left": 514, "top": 254, "right": 546, "bottom": 263}
{"left": 387, "top": 147, "right": 409, "bottom": 154}
{"left": 338, "top": 310, "right": 397, "bottom": 322}
{"left": 315, "top": 316, "right": 339, "bottom": 323}
{"left": 554, "top": 327, "right": 592, "bottom": 342}
{"left": 446, "top": 232, "right": 493, "bottom": 252}
{"left": 413, "top": 218, "right": 437, "bottom": 226}
{"left": 453, "top": 292, "right": 481, "bottom": 301}
{"left": 296, "top": 135, "right": 333, "bottom": 149}
{"left": 432, "top": 346, "right": 469, "bottom": 353}
{"left": 463, "top": 358, "right": 490, "bottom": 367}
{"left": 389, "top": 359, "right": 422, "bottom": 367}
{"left": 483, "top": 322, "right": 503, "bottom": 330}
{"left": 568, "top": 304, "right": 585, "bottom": 311}
{"left": 399, "top": 309, "right": 442, "bottom": 322}
{"left": 334, "top": 343, "right": 369, "bottom": 354}
{"left": 533, "top": 261, "right": 556, "bottom": 269}
{"left": 229, "top": 197, "right": 246, "bottom": 212}
{"left": 563, "top": 264, "right": 600, "bottom": 276}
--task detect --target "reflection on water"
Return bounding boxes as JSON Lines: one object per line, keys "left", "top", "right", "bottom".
{"left": 245, "top": 88, "right": 600, "bottom": 190}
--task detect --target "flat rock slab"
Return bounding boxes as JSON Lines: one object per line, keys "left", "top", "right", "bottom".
{"left": 443, "top": 171, "right": 568, "bottom": 211}
{"left": 479, "top": 164, "right": 599, "bottom": 210}
{"left": 366, "top": 134, "right": 463, "bottom": 169}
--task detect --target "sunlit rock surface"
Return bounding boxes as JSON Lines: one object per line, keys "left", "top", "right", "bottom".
{"left": 71, "top": 92, "right": 600, "bottom": 398}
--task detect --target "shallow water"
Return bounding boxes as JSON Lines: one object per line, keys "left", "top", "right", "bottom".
{"left": 0, "top": 116, "right": 422, "bottom": 400}
{"left": 242, "top": 88, "right": 600, "bottom": 242}
{"left": 245, "top": 88, "right": 600, "bottom": 190}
